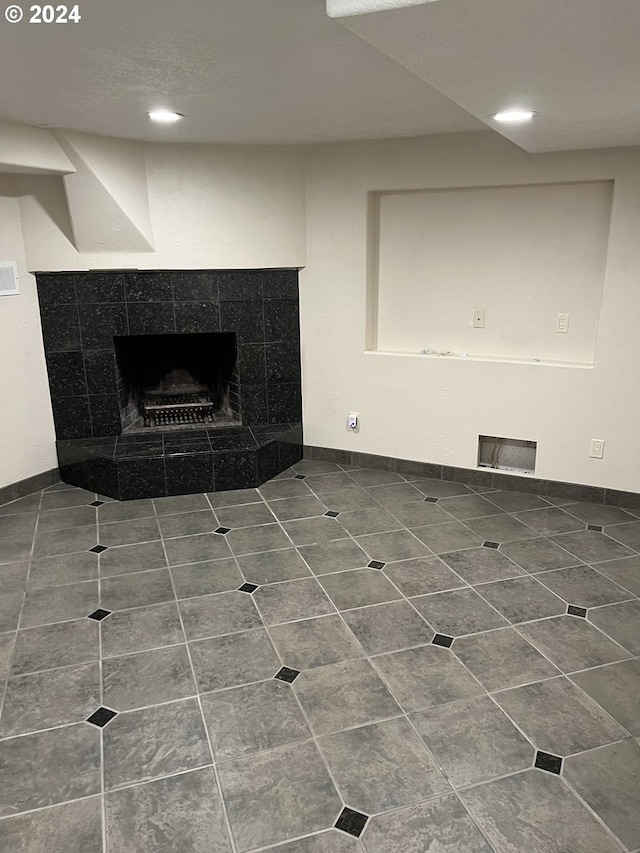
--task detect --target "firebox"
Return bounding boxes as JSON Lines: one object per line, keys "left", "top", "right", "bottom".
{"left": 114, "top": 332, "right": 240, "bottom": 431}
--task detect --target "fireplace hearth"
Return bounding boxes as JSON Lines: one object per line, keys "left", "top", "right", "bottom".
{"left": 37, "top": 269, "right": 302, "bottom": 498}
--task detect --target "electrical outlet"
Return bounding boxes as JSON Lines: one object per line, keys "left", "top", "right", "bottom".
{"left": 473, "top": 310, "right": 485, "bottom": 328}
{"left": 589, "top": 439, "right": 605, "bottom": 459}
{"left": 556, "top": 313, "right": 570, "bottom": 333}
{"left": 348, "top": 413, "right": 358, "bottom": 429}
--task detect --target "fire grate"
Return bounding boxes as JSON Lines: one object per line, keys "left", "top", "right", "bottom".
{"left": 142, "top": 393, "right": 215, "bottom": 427}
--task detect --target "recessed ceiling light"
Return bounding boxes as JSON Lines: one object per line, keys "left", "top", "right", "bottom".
{"left": 489, "top": 109, "right": 537, "bottom": 124}
{"left": 147, "top": 109, "right": 184, "bottom": 124}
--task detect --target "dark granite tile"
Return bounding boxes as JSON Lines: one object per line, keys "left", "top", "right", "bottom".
{"left": 79, "top": 303, "right": 128, "bottom": 349}
{"left": 40, "top": 302, "right": 82, "bottom": 352}
{"left": 117, "top": 457, "right": 166, "bottom": 500}
{"left": 261, "top": 269, "right": 298, "bottom": 299}
{"left": 45, "top": 351, "right": 87, "bottom": 396}
{"left": 263, "top": 299, "right": 300, "bottom": 342}
{"left": 240, "top": 383, "right": 268, "bottom": 424}
{"left": 174, "top": 301, "right": 221, "bottom": 334}
{"left": 75, "top": 272, "right": 125, "bottom": 303}
{"left": 237, "top": 343, "right": 266, "bottom": 382}
{"left": 220, "top": 300, "right": 264, "bottom": 342}
{"left": 213, "top": 451, "right": 257, "bottom": 491}
{"left": 83, "top": 349, "right": 118, "bottom": 394}
{"left": 36, "top": 273, "right": 77, "bottom": 307}
{"left": 257, "top": 441, "right": 281, "bottom": 483}
{"left": 51, "top": 396, "right": 92, "bottom": 439}
{"left": 124, "top": 271, "right": 173, "bottom": 302}
{"left": 216, "top": 271, "right": 263, "bottom": 301}
{"left": 170, "top": 270, "right": 219, "bottom": 301}
{"left": 268, "top": 383, "right": 303, "bottom": 424}
{"left": 127, "top": 302, "right": 175, "bottom": 335}
{"left": 265, "top": 342, "right": 301, "bottom": 383}
{"left": 115, "top": 438, "right": 164, "bottom": 459}
{"left": 88, "top": 395, "right": 121, "bottom": 436}
{"left": 165, "top": 453, "right": 215, "bottom": 495}
{"left": 87, "top": 456, "right": 119, "bottom": 498}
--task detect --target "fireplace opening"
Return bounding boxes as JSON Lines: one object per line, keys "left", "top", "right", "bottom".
{"left": 114, "top": 332, "right": 240, "bottom": 432}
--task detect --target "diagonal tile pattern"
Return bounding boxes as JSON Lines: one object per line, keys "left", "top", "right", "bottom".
{"left": 0, "top": 465, "right": 638, "bottom": 851}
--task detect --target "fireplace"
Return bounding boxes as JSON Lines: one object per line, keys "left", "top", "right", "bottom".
{"left": 36, "top": 269, "right": 303, "bottom": 498}
{"left": 114, "top": 332, "right": 240, "bottom": 431}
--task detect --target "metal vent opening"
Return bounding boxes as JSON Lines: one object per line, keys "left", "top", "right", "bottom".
{"left": 0, "top": 262, "right": 19, "bottom": 296}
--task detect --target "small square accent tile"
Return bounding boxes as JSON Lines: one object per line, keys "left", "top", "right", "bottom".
{"left": 89, "top": 501, "right": 104, "bottom": 507}
{"left": 368, "top": 560, "right": 385, "bottom": 570}
{"left": 587, "top": 524, "right": 603, "bottom": 531}
{"left": 535, "top": 750, "right": 563, "bottom": 774}
{"left": 295, "top": 474, "right": 307, "bottom": 480}
{"left": 324, "top": 511, "right": 340, "bottom": 518}
{"left": 88, "top": 545, "right": 108, "bottom": 554}
{"left": 214, "top": 527, "right": 231, "bottom": 535}
{"left": 275, "top": 666, "right": 300, "bottom": 683}
{"left": 432, "top": 633, "right": 454, "bottom": 648}
{"left": 87, "top": 608, "right": 111, "bottom": 622}
{"left": 483, "top": 541, "right": 500, "bottom": 549}
{"left": 86, "top": 707, "right": 117, "bottom": 727}
{"left": 567, "top": 604, "right": 587, "bottom": 617}
{"left": 335, "top": 806, "right": 369, "bottom": 837}
{"left": 424, "top": 496, "right": 439, "bottom": 503}
{"left": 238, "top": 582, "right": 258, "bottom": 593}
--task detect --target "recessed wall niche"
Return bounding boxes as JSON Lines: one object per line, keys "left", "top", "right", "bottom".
{"left": 368, "top": 181, "right": 613, "bottom": 365}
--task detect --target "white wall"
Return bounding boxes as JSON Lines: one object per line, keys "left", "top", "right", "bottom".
{"left": 5, "top": 130, "right": 640, "bottom": 492}
{"left": 19, "top": 140, "right": 307, "bottom": 271}
{"left": 376, "top": 180, "right": 613, "bottom": 364}
{"left": 0, "top": 181, "right": 57, "bottom": 488}
{"left": 301, "top": 133, "right": 640, "bottom": 491}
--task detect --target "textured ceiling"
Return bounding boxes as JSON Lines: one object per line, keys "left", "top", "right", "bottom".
{"left": 334, "top": 0, "right": 640, "bottom": 152}
{"left": 1, "top": 0, "right": 637, "bottom": 151}
{"left": 0, "top": 0, "right": 482, "bottom": 144}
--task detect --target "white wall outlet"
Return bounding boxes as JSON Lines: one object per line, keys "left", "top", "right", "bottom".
{"left": 348, "top": 413, "right": 358, "bottom": 429}
{"left": 589, "top": 439, "right": 605, "bottom": 459}
{"left": 472, "top": 309, "right": 485, "bottom": 328}
{"left": 556, "top": 313, "right": 570, "bottom": 333}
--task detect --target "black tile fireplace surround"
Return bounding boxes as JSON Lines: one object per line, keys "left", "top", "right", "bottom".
{"left": 36, "top": 269, "right": 303, "bottom": 499}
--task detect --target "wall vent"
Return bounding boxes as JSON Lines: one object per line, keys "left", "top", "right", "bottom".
{"left": 0, "top": 262, "right": 19, "bottom": 296}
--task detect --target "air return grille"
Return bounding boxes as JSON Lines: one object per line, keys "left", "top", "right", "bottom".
{"left": 0, "top": 262, "right": 19, "bottom": 296}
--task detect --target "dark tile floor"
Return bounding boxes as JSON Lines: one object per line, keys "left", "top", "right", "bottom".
{"left": 0, "top": 459, "right": 639, "bottom": 852}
